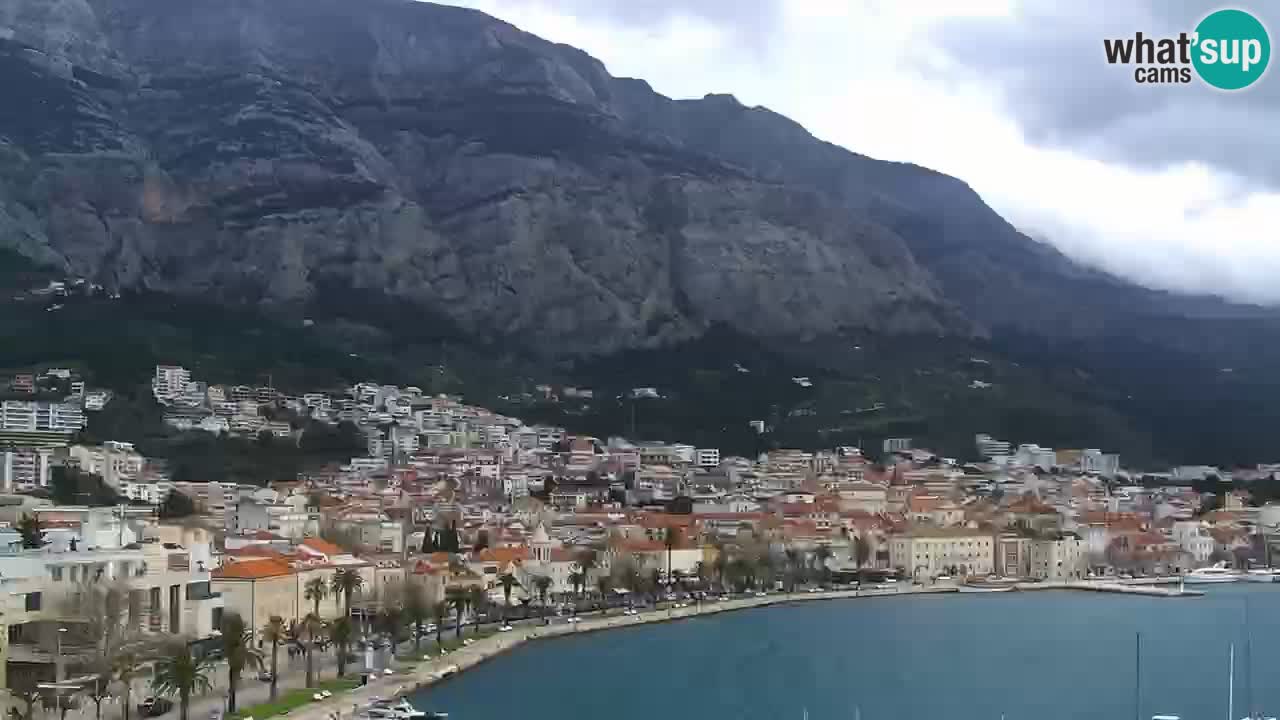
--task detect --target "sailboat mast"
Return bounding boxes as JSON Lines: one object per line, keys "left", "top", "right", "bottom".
{"left": 1134, "top": 632, "right": 1142, "bottom": 720}
{"left": 1228, "top": 642, "right": 1235, "bottom": 720}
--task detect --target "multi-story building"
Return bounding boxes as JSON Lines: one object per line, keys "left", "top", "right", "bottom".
{"left": 227, "top": 497, "right": 315, "bottom": 540}
{"left": 995, "top": 534, "right": 1032, "bottom": 578}
{"left": 0, "top": 512, "right": 223, "bottom": 690}
{"left": 68, "top": 441, "right": 146, "bottom": 488}
{"left": 882, "top": 437, "right": 912, "bottom": 454}
{"left": 0, "top": 401, "right": 85, "bottom": 434}
{"left": 117, "top": 480, "right": 171, "bottom": 505}
{"left": 889, "top": 527, "right": 995, "bottom": 580}
{"left": 1, "top": 448, "right": 53, "bottom": 489}
{"left": 151, "top": 366, "right": 192, "bottom": 403}
{"left": 695, "top": 448, "right": 721, "bottom": 468}
{"left": 1171, "top": 520, "right": 1215, "bottom": 564}
{"left": 1030, "top": 533, "right": 1088, "bottom": 581}
{"left": 171, "top": 481, "right": 242, "bottom": 515}
{"left": 975, "top": 434, "right": 1012, "bottom": 459}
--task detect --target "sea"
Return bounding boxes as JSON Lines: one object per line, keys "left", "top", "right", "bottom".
{"left": 410, "top": 585, "right": 1280, "bottom": 720}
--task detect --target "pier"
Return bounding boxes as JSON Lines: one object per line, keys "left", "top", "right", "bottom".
{"left": 1018, "top": 580, "right": 1203, "bottom": 597}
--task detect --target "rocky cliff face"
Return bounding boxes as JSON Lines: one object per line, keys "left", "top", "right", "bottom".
{"left": 0, "top": 0, "right": 1246, "bottom": 357}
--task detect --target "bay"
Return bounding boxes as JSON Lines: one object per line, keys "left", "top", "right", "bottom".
{"left": 411, "top": 585, "right": 1280, "bottom": 720}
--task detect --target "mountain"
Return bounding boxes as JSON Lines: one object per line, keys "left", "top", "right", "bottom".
{"left": 4, "top": 0, "right": 1280, "bottom": 467}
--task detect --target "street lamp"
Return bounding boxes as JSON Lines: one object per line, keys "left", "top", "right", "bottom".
{"left": 53, "top": 626, "right": 69, "bottom": 683}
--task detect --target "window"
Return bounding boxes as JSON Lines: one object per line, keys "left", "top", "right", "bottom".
{"left": 51, "top": 566, "right": 62, "bottom": 582}
{"left": 25, "top": 592, "right": 41, "bottom": 612}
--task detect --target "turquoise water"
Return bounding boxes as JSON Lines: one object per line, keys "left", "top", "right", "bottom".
{"left": 411, "top": 586, "right": 1280, "bottom": 720}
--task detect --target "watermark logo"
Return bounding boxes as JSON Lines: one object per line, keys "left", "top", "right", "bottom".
{"left": 1103, "top": 8, "right": 1270, "bottom": 90}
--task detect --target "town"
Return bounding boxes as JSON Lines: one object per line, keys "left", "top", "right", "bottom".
{"left": 0, "top": 363, "right": 1274, "bottom": 720}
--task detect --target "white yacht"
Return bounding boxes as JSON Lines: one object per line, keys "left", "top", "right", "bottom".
{"left": 1245, "top": 568, "right": 1280, "bottom": 583}
{"left": 1184, "top": 563, "right": 1242, "bottom": 584}
{"left": 364, "top": 699, "right": 447, "bottom": 720}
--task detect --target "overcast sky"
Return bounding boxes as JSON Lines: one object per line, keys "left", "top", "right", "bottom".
{"left": 440, "top": 0, "right": 1280, "bottom": 305}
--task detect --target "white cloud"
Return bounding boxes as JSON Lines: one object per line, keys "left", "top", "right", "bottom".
{"left": 440, "top": 0, "right": 1280, "bottom": 304}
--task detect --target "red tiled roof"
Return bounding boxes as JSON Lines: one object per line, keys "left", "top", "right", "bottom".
{"left": 226, "top": 546, "right": 289, "bottom": 559}
{"left": 299, "top": 538, "right": 347, "bottom": 557}
{"left": 474, "top": 546, "right": 529, "bottom": 564}
{"left": 907, "top": 495, "right": 941, "bottom": 513}
{"left": 213, "top": 558, "right": 293, "bottom": 580}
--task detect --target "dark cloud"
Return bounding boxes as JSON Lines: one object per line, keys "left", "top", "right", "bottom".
{"left": 933, "top": 0, "right": 1280, "bottom": 188}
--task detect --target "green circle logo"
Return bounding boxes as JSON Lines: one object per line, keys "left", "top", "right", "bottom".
{"left": 1193, "top": 9, "right": 1270, "bottom": 90}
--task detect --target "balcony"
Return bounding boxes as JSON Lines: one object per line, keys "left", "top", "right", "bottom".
{"left": 6, "top": 642, "right": 96, "bottom": 665}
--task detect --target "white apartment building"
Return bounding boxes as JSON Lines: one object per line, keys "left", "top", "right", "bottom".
{"left": 0, "top": 401, "right": 85, "bottom": 433}
{"left": 1013, "top": 444, "right": 1058, "bottom": 470}
{"left": 151, "top": 365, "right": 192, "bottom": 403}
{"left": 695, "top": 448, "right": 721, "bottom": 468}
{"left": 83, "top": 390, "right": 112, "bottom": 411}
{"left": 882, "top": 437, "right": 912, "bottom": 454}
{"left": 1079, "top": 449, "right": 1121, "bottom": 477}
{"left": 227, "top": 497, "right": 315, "bottom": 539}
{"left": 0, "top": 510, "right": 223, "bottom": 690}
{"left": 1, "top": 448, "right": 53, "bottom": 490}
{"left": 171, "top": 480, "right": 242, "bottom": 514}
{"left": 69, "top": 441, "right": 145, "bottom": 488}
{"left": 503, "top": 471, "right": 530, "bottom": 500}
{"left": 1171, "top": 520, "right": 1215, "bottom": 564}
{"left": 975, "top": 433, "right": 1012, "bottom": 458}
{"left": 118, "top": 480, "right": 170, "bottom": 505}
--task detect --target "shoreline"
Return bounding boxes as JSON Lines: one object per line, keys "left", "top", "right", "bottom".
{"left": 282, "top": 582, "right": 1200, "bottom": 719}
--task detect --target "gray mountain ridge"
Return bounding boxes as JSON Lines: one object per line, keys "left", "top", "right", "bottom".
{"left": 0, "top": 0, "right": 1273, "bottom": 361}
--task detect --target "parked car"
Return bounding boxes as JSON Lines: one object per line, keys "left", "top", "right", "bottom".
{"left": 257, "top": 670, "right": 274, "bottom": 682}
{"left": 139, "top": 698, "right": 174, "bottom": 717}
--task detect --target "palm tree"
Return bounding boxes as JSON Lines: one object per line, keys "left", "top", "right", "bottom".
{"left": 854, "top": 534, "right": 872, "bottom": 569}
{"left": 331, "top": 568, "right": 364, "bottom": 616}
{"left": 447, "top": 588, "right": 468, "bottom": 639}
{"left": 430, "top": 601, "right": 448, "bottom": 646}
{"left": 378, "top": 605, "right": 405, "bottom": 654}
{"left": 784, "top": 547, "right": 802, "bottom": 591}
{"left": 261, "top": 616, "right": 286, "bottom": 701}
{"left": 663, "top": 527, "right": 680, "bottom": 591}
{"left": 623, "top": 564, "right": 643, "bottom": 608}
{"left": 579, "top": 548, "right": 599, "bottom": 572}
{"left": 712, "top": 550, "right": 730, "bottom": 591}
{"left": 304, "top": 577, "right": 329, "bottom": 617}
{"left": 533, "top": 575, "right": 552, "bottom": 624}
{"left": 220, "top": 612, "right": 263, "bottom": 714}
{"left": 466, "top": 586, "right": 488, "bottom": 631}
{"left": 497, "top": 573, "right": 520, "bottom": 623}
{"left": 403, "top": 587, "right": 429, "bottom": 652}
{"left": 693, "top": 561, "right": 708, "bottom": 589}
{"left": 568, "top": 570, "right": 586, "bottom": 599}
{"left": 595, "top": 575, "right": 612, "bottom": 613}
{"left": 152, "top": 641, "right": 213, "bottom": 720}
{"left": 814, "top": 545, "right": 833, "bottom": 585}
{"left": 287, "top": 614, "right": 325, "bottom": 688}
{"left": 329, "top": 617, "right": 355, "bottom": 677}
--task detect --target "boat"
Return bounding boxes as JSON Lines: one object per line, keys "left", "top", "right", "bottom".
{"left": 1184, "top": 563, "right": 1242, "bottom": 584}
{"left": 365, "top": 699, "right": 448, "bottom": 720}
{"left": 959, "top": 576, "right": 1019, "bottom": 593}
{"left": 1245, "top": 568, "right": 1280, "bottom": 583}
